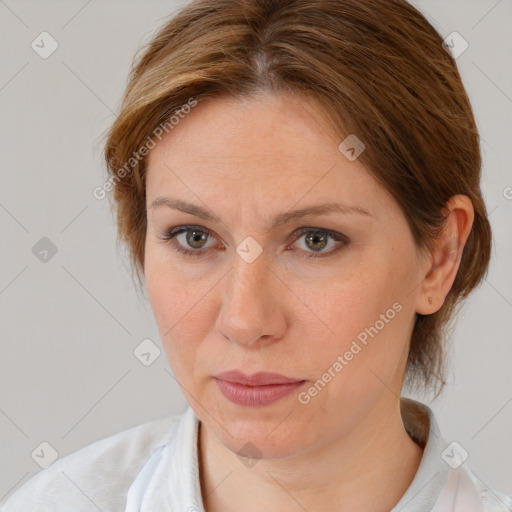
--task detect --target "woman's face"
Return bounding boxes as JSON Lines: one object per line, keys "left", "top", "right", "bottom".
{"left": 144, "top": 92, "right": 429, "bottom": 459}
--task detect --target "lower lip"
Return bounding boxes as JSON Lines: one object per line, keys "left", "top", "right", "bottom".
{"left": 214, "top": 378, "right": 306, "bottom": 407}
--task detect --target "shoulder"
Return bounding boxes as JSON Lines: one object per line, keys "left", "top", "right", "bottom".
{"left": 400, "top": 398, "right": 512, "bottom": 512}
{"left": 433, "top": 462, "right": 512, "bottom": 512}
{"left": 0, "top": 412, "right": 184, "bottom": 512}
{"left": 459, "top": 465, "right": 512, "bottom": 512}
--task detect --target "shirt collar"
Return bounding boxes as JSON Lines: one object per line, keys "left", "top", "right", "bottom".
{"left": 391, "top": 397, "right": 452, "bottom": 511}
{"left": 141, "top": 398, "right": 453, "bottom": 512}
{"left": 141, "top": 405, "right": 203, "bottom": 512}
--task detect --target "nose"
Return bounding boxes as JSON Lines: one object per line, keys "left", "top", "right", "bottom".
{"left": 214, "top": 251, "right": 287, "bottom": 347}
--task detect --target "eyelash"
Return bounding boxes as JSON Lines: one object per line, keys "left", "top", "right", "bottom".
{"left": 159, "top": 225, "right": 350, "bottom": 259}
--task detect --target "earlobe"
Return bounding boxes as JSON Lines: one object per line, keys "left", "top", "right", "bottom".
{"left": 415, "top": 195, "right": 475, "bottom": 315}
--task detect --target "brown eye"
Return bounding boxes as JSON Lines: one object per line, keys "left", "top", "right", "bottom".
{"left": 304, "top": 231, "right": 329, "bottom": 251}
{"left": 184, "top": 228, "right": 210, "bottom": 249}
{"left": 160, "top": 225, "right": 349, "bottom": 260}
{"left": 290, "top": 228, "right": 350, "bottom": 259}
{"left": 160, "top": 226, "right": 218, "bottom": 257}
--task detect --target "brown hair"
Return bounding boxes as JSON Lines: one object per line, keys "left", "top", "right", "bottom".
{"left": 103, "top": 0, "right": 491, "bottom": 396}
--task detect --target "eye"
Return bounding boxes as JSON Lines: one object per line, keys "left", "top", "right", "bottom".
{"left": 159, "top": 225, "right": 220, "bottom": 257}
{"left": 288, "top": 227, "right": 350, "bottom": 259}
{"left": 159, "top": 225, "right": 349, "bottom": 259}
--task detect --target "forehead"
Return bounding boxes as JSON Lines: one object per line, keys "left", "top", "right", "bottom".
{"left": 149, "top": 92, "right": 337, "bottom": 166}
{"left": 144, "top": 92, "right": 390, "bottom": 217}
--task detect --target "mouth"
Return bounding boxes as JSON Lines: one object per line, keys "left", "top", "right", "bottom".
{"left": 213, "top": 370, "right": 306, "bottom": 407}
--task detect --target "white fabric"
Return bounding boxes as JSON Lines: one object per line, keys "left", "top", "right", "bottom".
{"left": 1, "top": 399, "right": 510, "bottom": 511}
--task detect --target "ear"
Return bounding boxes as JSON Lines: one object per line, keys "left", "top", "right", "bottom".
{"left": 415, "top": 194, "right": 475, "bottom": 315}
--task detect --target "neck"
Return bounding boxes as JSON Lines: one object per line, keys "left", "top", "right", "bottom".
{"left": 198, "top": 397, "right": 424, "bottom": 512}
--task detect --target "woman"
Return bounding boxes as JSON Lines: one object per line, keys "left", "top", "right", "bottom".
{"left": 2, "top": 0, "right": 510, "bottom": 511}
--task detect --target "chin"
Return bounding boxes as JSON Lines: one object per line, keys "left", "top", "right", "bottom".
{"left": 226, "top": 430, "right": 311, "bottom": 461}
{"left": 208, "top": 407, "right": 318, "bottom": 461}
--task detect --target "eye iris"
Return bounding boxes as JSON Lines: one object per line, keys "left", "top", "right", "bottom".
{"left": 177, "top": 228, "right": 336, "bottom": 253}
{"left": 186, "top": 229, "right": 208, "bottom": 249}
{"left": 305, "top": 231, "right": 327, "bottom": 251}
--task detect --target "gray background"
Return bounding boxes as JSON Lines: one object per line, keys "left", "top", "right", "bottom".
{"left": 0, "top": 0, "right": 511, "bottom": 503}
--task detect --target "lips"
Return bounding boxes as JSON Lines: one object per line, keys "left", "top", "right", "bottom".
{"left": 214, "top": 370, "right": 303, "bottom": 386}
{"left": 213, "top": 370, "right": 306, "bottom": 407}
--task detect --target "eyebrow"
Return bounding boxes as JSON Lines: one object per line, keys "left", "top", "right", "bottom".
{"left": 150, "top": 197, "right": 372, "bottom": 230}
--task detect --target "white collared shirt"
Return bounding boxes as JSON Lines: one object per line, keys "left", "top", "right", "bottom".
{"left": 1, "top": 398, "right": 510, "bottom": 511}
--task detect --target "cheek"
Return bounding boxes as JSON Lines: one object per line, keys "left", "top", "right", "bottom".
{"left": 144, "top": 252, "right": 208, "bottom": 373}
{"left": 145, "top": 238, "right": 204, "bottom": 327}
{"left": 303, "top": 259, "right": 402, "bottom": 339}
{"left": 299, "top": 251, "right": 416, "bottom": 383}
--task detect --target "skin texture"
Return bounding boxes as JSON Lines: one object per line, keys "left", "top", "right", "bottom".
{"left": 144, "top": 91, "right": 474, "bottom": 512}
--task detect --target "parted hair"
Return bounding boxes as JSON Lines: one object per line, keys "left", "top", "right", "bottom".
{"left": 103, "top": 0, "right": 491, "bottom": 396}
